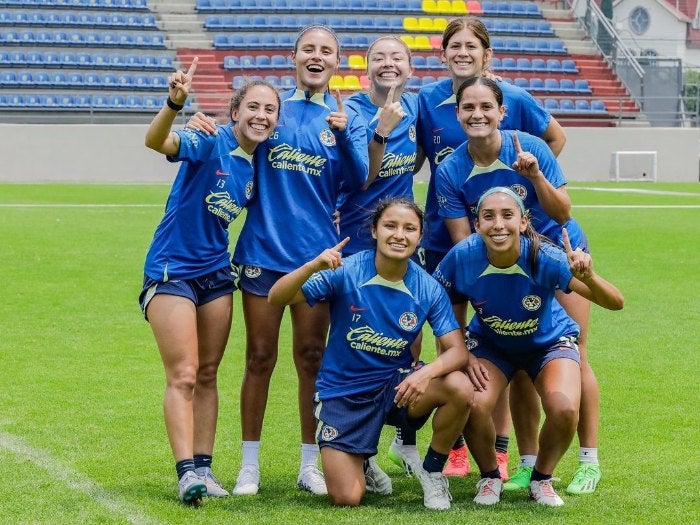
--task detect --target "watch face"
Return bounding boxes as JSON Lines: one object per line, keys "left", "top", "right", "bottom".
{"left": 629, "top": 6, "right": 650, "bottom": 35}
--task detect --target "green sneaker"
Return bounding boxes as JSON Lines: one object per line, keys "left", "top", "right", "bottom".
{"left": 502, "top": 466, "right": 533, "bottom": 491}
{"left": 566, "top": 463, "right": 601, "bottom": 495}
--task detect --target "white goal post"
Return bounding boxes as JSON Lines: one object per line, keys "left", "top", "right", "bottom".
{"left": 609, "top": 151, "right": 657, "bottom": 182}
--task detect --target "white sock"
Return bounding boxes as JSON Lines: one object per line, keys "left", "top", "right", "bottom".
{"left": 579, "top": 447, "right": 599, "bottom": 464}
{"left": 520, "top": 455, "right": 536, "bottom": 468}
{"left": 241, "top": 441, "right": 260, "bottom": 468}
{"left": 300, "top": 443, "right": 320, "bottom": 471}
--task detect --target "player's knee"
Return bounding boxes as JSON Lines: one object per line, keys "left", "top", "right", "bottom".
{"left": 329, "top": 490, "right": 362, "bottom": 507}
{"left": 195, "top": 362, "right": 220, "bottom": 388}
{"left": 548, "top": 399, "right": 579, "bottom": 432}
{"left": 168, "top": 364, "right": 197, "bottom": 396}
{"left": 294, "top": 341, "right": 325, "bottom": 371}
{"left": 245, "top": 345, "right": 278, "bottom": 376}
{"left": 444, "top": 371, "right": 473, "bottom": 409}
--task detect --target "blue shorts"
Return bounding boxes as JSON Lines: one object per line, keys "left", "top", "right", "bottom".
{"left": 139, "top": 266, "right": 236, "bottom": 320}
{"left": 468, "top": 333, "right": 581, "bottom": 383}
{"left": 414, "top": 247, "right": 448, "bottom": 275}
{"left": 236, "top": 265, "right": 284, "bottom": 297}
{"left": 314, "top": 368, "right": 431, "bottom": 457}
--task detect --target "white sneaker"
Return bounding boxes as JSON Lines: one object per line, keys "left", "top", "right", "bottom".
{"left": 473, "top": 477, "right": 502, "bottom": 505}
{"left": 364, "top": 456, "right": 393, "bottom": 495}
{"left": 232, "top": 465, "right": 260, "bottom": 496}
{"left": 297, "top": 465, "right": 328, "bottom": 495}
{"left": 195, "top": 467, "right": 229, "bottom": 497}
{"left": 530, "top": 479, "right": 564, "bottom": 506}
{"left": 178, "top": 470, "right": 206, "bottom": 504}
{"left": 415, "top": 466, "right": 451, "bottom": 510}
{"left": 387, "top": 441, "right": 421, "bottom": 477}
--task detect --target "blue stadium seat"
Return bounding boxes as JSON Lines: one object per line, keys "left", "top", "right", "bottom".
{"left": 270, "top": 54, "right": 287, "bottom": 68}
{"left": 561, "top": 59, "right": 577, "bottom": 73}
{"left": 574, "top": 99, "right": 590, "bottom": 112}
{"left": 17, "top": 70, "right": 33, "bottom": 85}
{"left": 92, "top": 94, "right": 110, "bottom": 108}
{"left": 125, "top": 94, "right": 143, "bottom": 108}
{"left": 255, "top": 54, "right": 271, "bottom": 68}
{"left": 530, "top": 58, "right": 546, "bottom": 72}
{"left": 213, "top": 34, "right": 230, "bottom": 48}
{"left": 406, "top": 76, "right": 421, "bottom": 91}
{"left": 124, "top": 54, "right": 140, "bottom": 68}
{"left": 559, "top": 99, "right": 574, "bottom": 111}
{"left": 67, "top": 71, "right": 84, "bottom": 86}
{"left": 490, "top": 38, "right": 505, "bottom": 52}
{"left": 496, "top": 1, "right": 511, "bottom": 16}
{"left": 280, "top": 74, "right": 295, "bottom": 89}
{"left": 33, "top": 71, "right": 50, "bottom": 85}
{"left": 543, "top": 78, "right": 559, "bottom": 92}
{"left": 481, "top": 0, "right": 496, "bottom": 14}
{"left": 40, "top": 94, "right": 60, "bottom": 108}
{"left": 494, "top": 20, "right": 508, "bottom": 34}
{"left": 412, "top": 55, "right": 427, "bottom": 69}
{"left": 19, "top": 29, "right": 35, "bottom": 43}
{"left": 6, "top": 94, "right": 23, "bottom": 108}
{"left": 535, "top": 39, "right": 550, "bottom": 53}
{"left": 574, "top": 79, "right": 591, "bottom": 93}
{"left": 516, "top": 58, "right": 532, "bottom": 71}
{"left": 239, "top": 55, "right": 255, "bottom": 68}
{"left": 223, "top": 55, "right": 239, "bottom": 69}
{"left": 511, "top": 2, "right": 526, "bottom": 16}
{"left": 141, "top": 94, "right": 159, "bottom": 108}
{"left": 205, "top": 15, "right": 222, "bottom": 29}
{"left": 505, "top": 39, "right": 520, "bottom": 52}
{"left": 426, "top": 55, "right": 442, "bottom": 69}
{"left": 156, "top": 55, "right": 173, "bottom": 69}
{"left": 375, "top": 17, "right": 389, "bottom": 30}
{"left": 8, "top": 51, "right": 25, "bottom": 66}
{"left": 13, "top": 11, "right": 28, "bottom": 24}
{"left": 523, "top": 20, "right": 538, "bottom": 34}
{"left": 117, "top": 73, "right": 132, "bottom": 86}
{"left": 44, "top": 51, "right": 61, "bottom": 65}
{"left": 151, "top": 75, "right": 168, "bottom": 89}
{"left": 260, "top": 34, "right": 277, "bottom": 48}
{"left": 421, "top": 75, "right": 435, "bottom": 86}
{"left": 75, "top": 94, "right": 92, "bottom": 108}
{"left": 93, "top": 52, "right": 109, "bottom": 67}
{"left": 501, "top": 57, "right": 516, "bottom": 71}
{"left": 85, "top": 72, "right": 101, "bottom": 86}
{"left": 102, "top": 73, "right": 118, "bottom": 86}
{"left": 537, "top": 21, "right": 553, "bottom": 35}
{"left": 313, "top": 15, "right": 329, "bottom": 26}
{"left": 109, "top": 53, "right": 125, "bottom": 67}
{"left": 243, "top": 34, "right": 261, "bottom": 48}
{"left": 75, "top": 52, "right": 92, "bottom": 66}
{"left": 545, "top": 59, "right": 561, "bottom": 73}
{"left": 264, "top": 74, "right": 281, "bottom": 88}
{"left": 232, "top": 75, "right": 246, "bottom": 89}
{"left": 25, "top": 94, "right": 42, "bottom": 107}
{"left": 591, "top": 100, "right": 606, "bottom": 112}
{"left": 489, "top": 56, "right": 501, "bottom": 70}
{"left": 0, "top": 70, "right": 16, "bottom": 86}
{"left": 59, "top": 51, "right": 77, "bottom": 66}
{"left": 544, "top": 98, "right": 558, "bottom": 111}
{"left": 529, "top": 77, "right": 545, "bottom": 91}
{"left": 559, "top": 78, "right": 575, "bottom": 92}
{"left": 0, "top": 52, "right": 9, "bottom": 66}
{"left": 526, "top": 2, "right": 541, "bottom": 16}
{"left": 550, "top": 40, "right": 566, "bottom": 54}
{"left": 26, "top": 51, "right": 42, "bottom": 66}
{"left": 133, "top": 73, "right": 150, "bottom": 87}
{"left": 0, "top": 31, "right": 19, "bottom": 44}
{"left": 513, "top": 77, "right": 528, "bottom": 89}
{"left": 59, "top": 94, "right": 76, "bottom": 108}
{"left": 358, "top": 17, "right": 374, "bottom": 30}
{"left": 49, "top": 71, "right": 66, "bottom": 86}
{"left": 509, "top": 21, "right": 523, "bottom": 35}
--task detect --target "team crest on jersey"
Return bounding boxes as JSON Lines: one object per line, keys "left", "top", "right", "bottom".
{"left": 409, "top": 125, "right": 416, "bottom": 142}
{"left": 399, "top": 312, "right": 418, "bottom": 331}
{"left": 244, "top": 266, "right": 261, "bottom": 279}
{"left": 511, "top": 184, "right": 527, "bottom": 200}
{"left": 321, "top": 424, "right": 338, "bottom": 441}
{"left": 244, "top": 180, "right": 254, "bottom": 200}
{"left": 522, "top": 295, "right": 542, "bottom": 311}
{"left": 319, "top": 128, "right": 336, "bottom": 147}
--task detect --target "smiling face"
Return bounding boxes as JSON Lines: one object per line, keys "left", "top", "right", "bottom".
{"left": 367, "top": 37, "right": 412, "bottom": 94}
{"left": 456, "top": 82, "right": 504, "bottom": 140}
{"left": 371, "top": 203, "right": 422, "bottom": 262}
{"left": 475, "top": 192, "right": 527, "bottom": 264}
{"left": 231, "top": 84, "right": 280, "bottom": 153}
{"left": 292, "top": 27, "right": 340, "bottom": 94}
{"left": 441, "top": 26, "right": 492, "bottom": 83}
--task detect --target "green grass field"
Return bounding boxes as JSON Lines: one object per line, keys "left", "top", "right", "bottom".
{"left": 1, "top": 182, "right": 699, "bottom": 524}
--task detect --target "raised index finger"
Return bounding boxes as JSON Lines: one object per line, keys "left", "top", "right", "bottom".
{"left": 385, "top": 84, "right": 396, "bottom": 106}
{"left": 186, "top": 56, "right": 198, "bottom": 78}
{"left": 332, "top": 236, "right": 350, "bottom": 251}
{"left": 561, "top": 227, "right": 574, "bottom": 255}
{"left": 333, "top": 89, "right": 344, "bottom": 112}
{"left": 512, "top": 131, "right": 522, "bottom": 154}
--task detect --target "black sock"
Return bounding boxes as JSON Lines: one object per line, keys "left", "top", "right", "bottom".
{"left": 530, "top": 468, "right": 551, "bottom": 482}
{"left": 423, "top": 446, "right": 448, "bottom": 473}
{"left": 452, "top": 434, "right": 466, "bottom": 450}
{"left": 193, "top": 454, "right": 212, "bottom": 470}
{"left": 480, "top": 468, "right": 501, "bottom": 479}
{"left": 495, "top": 435, "right": 509, "bottom": 454}
{"left": 175, "top": 458, "right": 195, "bottom": 480}
{"left": 396, "top": 426, "right": 417, "bottom": 446}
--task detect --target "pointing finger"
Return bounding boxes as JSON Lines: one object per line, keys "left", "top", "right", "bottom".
{"left": 561, "top": 227, "right": 574, "bottom": 256}
{"left": 513, "top": 131, "right": 522, "bottom": 154}
{"left": 186, "top": 56, "right": 198, "bottom": 79}
{"left": 386, "top": 84, "right": 396, "bottom": 106}
{"left": 333, "top": 89, "right": 344, "bottom": 112}
{"left": 333, "top": 236, "right": 350, "bottom": 252}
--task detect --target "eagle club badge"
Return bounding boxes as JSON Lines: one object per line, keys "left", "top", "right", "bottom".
{"left": 399, "top": 312, "right": 418, "bottom": 331}
{"left": 319, "top": 128, "right": 336, "bottom": 146}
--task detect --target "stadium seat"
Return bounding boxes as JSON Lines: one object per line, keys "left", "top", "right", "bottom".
{"left": 213, "top": 34, "right": 230, "bottom": 48}
{"left": 25, "top": 94, "right": 42, "bottom": 107}
{"left": 545, "top": 59, "right": 561, "bottom": 73}
{"left": 280, "top": 74, "right": 295, "bottom": 89}
{"left": 0, "top": 52, "right": 9, "bottom": 66}
{"left": 511, "top": 2, "right": 526, "bottom": 17}
{"left": 559, "top": 78, "right": 575, "bottom": 93}
{"left": 480, "top": 0, "right": 495, "bottom": 14}
{"left": 434, "top": 17, "right": 448, "bottom": 31}
{"left": 561, "top": 59, "right": 577, "bottom": 73}
{"left": 494, "top": 20, "right": 508, "bottom": 34}
{"left": 232, "top": 75, "right": 246, "bottom": 89}
{"left": 422, "top": 0, "right": 438, "bottom": 12}
{"left": 5, "top": 94, "right": 23, "bottom": 108}
{"left": 412, "top": 55, "right": 427, "bottom": 69}
{"left": 348, "top": 54, "right": 366, "bottom": 70}
{"left": 543, "top": 78, "right": 559, "bottom": 92}
{"left": 41, "top": 94, "right": 61, "bottom": 108}
{"left": 500, "top": 57, "right": 516, "bottom": 71}
{"left": 403, "top": 17, "right": 419, "bottom": 31}
{"left": 526, "top": 2, "right": 541, "bottom": 16}
{"left": 49, "top": 71, "right": 67, "bottom": 86}
{"left": 466, "top": 0, "right": 483, "bottom": 14}
{"left": 537, "top": 21, "right": 553, "bottom": 35}
{"left": 574, "top": 99, "right": 590, "bottom": 112}
{"left": 270, "top": 54, "right": 287, "bottom": 68}
{"left": 529, "top": 58, "right": 545, "bottom": 72}
{"left": 535, "top": 39, "right": 550, "bottom": 53}
{"left": 529, "top": 77, "right": 545, "bottom": 91}
{"left": 74, "top": 94, "right": 92, "bottom": 108}
{"left": 109, "top": 54, "right": 125, "bottom": 67}
{"left": 510, "top": 20, "right": 524, "bottom": 35}
{"left": 124, "top": 94, "right": 142, "bottom": 108}
{"left": 421, "top": 75, "right": 435, "bottom": 85}
{"left": 255, "top": 54, "right": 271, "bottom": 68}
{"left": 513, "top": 77, "right": 528, "bottom": 89}
{"left": 67, "top": 72, "right": 84, "bottom": 86}
{"left": 329, "top": 74, "right": 343, "bottom": 90}
{"left": 343, "top": 74, "right": 362, "bottom": 90}
{"left": 523, "top": 20, "right": 538, "bottom": 35}
{"left": 265, "top": 74, "right": 281, "bottom": 88}
{"left": 550, "top": 40, "right": 566, "bottom": 54}
{"left": 591, "top": 100, "right": 606, "bottom": 112}
{"left": 544, "top": 98, "right": 558, "bottom": 111}
{"left": 17, "top": 70, "right": 33, "bottom": 85}
{"left": 413, "top": 35, "right": 432, "bottom": 50}
{"left": 559, "top": 99, "right": 574, "bottom": 111}
{"left": 85, "top": 72, "right": 101, "bottom": 86}
{"left": 489, "top": 56, "right": 501, "bottom": 70}
{"left": 406, "top": 75, "right": 421, "bottom": 90}
{"left": 452, "top": 0, "right": 467, "bottom": 14}
{"left": 426, "top": 55, "right": 442, "bottom": 69}
{"left": 59, "top": 94, "right": 76, "bottom": 108}
{"left": 575, "top": 79, "right": 591, "bottom": 93}
{"left": 496, "top": 1, "right": 511, "bottom": 15}
{"left": 0, "top": 70, "right": 16, "bottom": 86}
{"left": 516, "top": 58, "right": 531, "bottom": 71}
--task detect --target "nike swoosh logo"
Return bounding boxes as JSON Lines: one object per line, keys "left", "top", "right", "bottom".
{"left": 432, "top": 128, "right": 444, "bottom": 133}
{"left": 350, "top": 305, "right": 368, "bottom": 312}
{"left": 216, "top": 170, "right": 228, "bottom": 176}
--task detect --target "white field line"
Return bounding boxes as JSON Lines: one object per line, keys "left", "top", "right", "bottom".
{"left": 0, "top": 430, "right": 166, "bottom": 525}
{"left": 2, "top": 203, "right": 699, "bottom": 209}
{"left": 569, "top": 187, "right": 700, "bottom": 197}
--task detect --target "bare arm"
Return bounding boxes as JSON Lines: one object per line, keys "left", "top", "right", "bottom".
{"left": 145, "top": 58, "right": 198, "bottom": 155}
{"left": 541, "top": 117, "right": 566, "bottom": 157}
{"left": 444, "top": 217, "right": 472, "bottom": 244}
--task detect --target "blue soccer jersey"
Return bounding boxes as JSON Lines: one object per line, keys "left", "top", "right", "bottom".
{"left": 433, "top": 235, "right": 579, "bottom": 355}
{"left": 435, "top": 129, "right": 567, "bottom": 241}
{"left": 233, "top": 89, "right": 369, "bottom": 272}
{"left": 417, "top": 78, "right": 552, "bottom": 254}
{"left": 338, "top": 91, "right": 419, "bottom": 255}
{"left": 144, "top": 125, "right": 254, "bottom": 281}
{"left": 302, "top": 250, "right": 459, "bottom": 400}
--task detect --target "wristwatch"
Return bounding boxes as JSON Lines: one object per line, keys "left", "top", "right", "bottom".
{"left": 373, "top": 131, "right": 388, "bottom": 144}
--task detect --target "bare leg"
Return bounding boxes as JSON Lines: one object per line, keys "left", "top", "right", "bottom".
{"left": 320, "top": 448, "right": 365, "bottom": 506}
{"left": 509, "top": 370, "right": 542, "bottom": 456}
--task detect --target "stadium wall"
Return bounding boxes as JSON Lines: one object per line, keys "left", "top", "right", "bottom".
{"left": 0, "top": 124, "right": 698, "bottom": 183}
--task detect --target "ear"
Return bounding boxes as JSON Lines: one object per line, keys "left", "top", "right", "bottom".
{"left": 230, "top": 107, "right": 239, "bottom": 123}
{"left": 519, "top": 215, "right": 528, "bottom": 233}
{"left": 371, "top": 226, "right": 377, "bottom": 240}
{"left": 498, "top": 104, "right": 506, "bottom": 122}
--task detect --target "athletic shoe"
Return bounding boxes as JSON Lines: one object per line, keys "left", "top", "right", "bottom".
{"left": 232, "top": 465, "right": 260, "bottom": 496}
{"left": 178, "top": 470, "right": 206, "bottom": 505}
{"left": 566, "top": 462, "right": 601, "bottom": 495}
{"left": 297, "top": 465, "right": 328, "bottom": 495}
{"left": 496, "top": 451, "right": 510, "bottom": 481}
{"left": 442, "top": 444, "right": 470, "bottom": 477}
{"left": 473, "top": 477, "right": 503, "bottom": 505}
{"left": 503, "top": 466, "right": 533, "bottom": 491}
{"left": 415, "top": 467, "right": 452, "bottom": 510}
{"left": 387, "top": 441, "right": 421, "bottom": 477}
{"left": 195, "top": 467, "right": 229, "bottom": 497}
{"left": 364, "top": 456, "right": 393, "bottom": 495}
{"left": 530, "top": 479, "right": 564, "bottom": 507}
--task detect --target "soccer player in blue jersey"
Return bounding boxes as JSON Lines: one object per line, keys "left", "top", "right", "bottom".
{"left": 141, "top": 59, "right": 280, "bottom": 504}
{"left": 188, "top": 25, "right": 370, "bottom": 496}
{"left": 436, "top": 76, "right": 604, "bottom": 495}
{"left": 338, "top": 36, "right": 418, "bottom": 256}
{"left": 433, "top": 187, "right": 623, "bottom": 506}
{"left": 268, "top": 197, "right": 477, "bottom": 510}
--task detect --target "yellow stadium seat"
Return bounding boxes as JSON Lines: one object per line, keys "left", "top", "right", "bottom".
{"left": 403, "top": 17, "right": 419, "bottom": 31}
{"left": 344, "top": 74, "right": 362, "bottom": 90}
{"left": 348, "top": 54, "right": 366, "bottom": 70}
{"left": 414, "top": 35, "right": 433, "bottom": 50}
{"left": 434, "top": 17, "right": 448, "bottom": 31}
{"left": 422, "top": 0, "right": 438, "bottom": 13}
{"left": 418, "top": 17, "right": 434, "bottom": 31}
{"left": 400, "top": 35, "right": 416, "bottom": 49}
{"left": 436, "top": 0, "right": 452, "bottom": 13}
{"left": 329, "top": 75, "right": 344, "bottom": 90}
{"left": 452, "top": 0, "right": 468, "bottom": 13}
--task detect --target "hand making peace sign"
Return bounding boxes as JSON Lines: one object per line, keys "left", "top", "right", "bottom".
{"left": 562, "top": 227, "right": 593, "bottom": 282}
